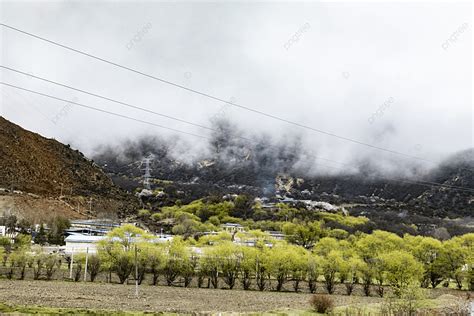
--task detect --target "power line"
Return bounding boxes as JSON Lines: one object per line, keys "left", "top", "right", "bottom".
{"left": 0, "top": 65, "right": 348, "bottom": 169}
{"left": 8, "top": 64, "right": 472, "bottom": 190}
{"left": 0, "top": 66, "right": 215, "bottom": 132}
{"left": 0, "top": 80, "right": 346, "bottom": 169}
{"left": 0, "top": 81, "right": 208, "bottom": 140}
{"left": 1, "top": 81, "right": 473, "bottom": 193}
{"left": 0, "top": 22, "right": 458, "bottom": 170}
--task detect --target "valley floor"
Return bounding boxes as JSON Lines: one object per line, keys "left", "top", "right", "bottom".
{"left": 0, "top": 280, "right": 471, "bottom": 315}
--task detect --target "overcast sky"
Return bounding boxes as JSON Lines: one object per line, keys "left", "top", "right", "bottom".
{"left": 0, "top": 1, "right": 472, "bottom": 171}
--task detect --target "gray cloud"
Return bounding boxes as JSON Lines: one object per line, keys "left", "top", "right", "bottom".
{"left": 0, "top": 1, "right": 471, "bottom": 174}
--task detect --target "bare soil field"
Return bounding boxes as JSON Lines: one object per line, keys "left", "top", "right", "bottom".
{"left": 0, "top": 279, "right": 384, "bottom": 314}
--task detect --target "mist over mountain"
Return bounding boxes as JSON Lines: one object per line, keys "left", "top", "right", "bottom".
{"left": 92, "top": 120, "right": 473, "bottom": 225}
{"left": 1, "top": 0, "right": 471, "bottom": 239}
{"left": 93, "top": 118, "right": 437, "bottom": 180}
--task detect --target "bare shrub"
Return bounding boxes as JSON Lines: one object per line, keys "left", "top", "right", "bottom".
{"left": 87, "top": 255, "right": 101, "bottom": 282}
{"left": 32, "top": 254, "right": 45, "bottom": 280}
{"left": 44, "top": 254, "right": 60, "bottom": 280}
{"left": 380, "top": 285, "right": 426, "bottom": 315}
{"left": 74, "top": 261, "right": 83, "bottom": 282}
{"left": 309, "top": 294, "right": 334, "bottom": 313}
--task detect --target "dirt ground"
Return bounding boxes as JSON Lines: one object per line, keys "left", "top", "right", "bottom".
{"left": 0, "top": 194, "right": 86, "bottom": 224}
{"left": 0, "top": 279, "right": 384, "bottom": 314}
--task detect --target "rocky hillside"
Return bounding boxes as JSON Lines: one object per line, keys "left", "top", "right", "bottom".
{"left": 94, "top": 135, "right": 473, "bottom": 214}
{"left": 93, "top": 134, "right": 473, "bottom": 236}
{"left": 0, "top": 116, "right": 139, "bottom": 220}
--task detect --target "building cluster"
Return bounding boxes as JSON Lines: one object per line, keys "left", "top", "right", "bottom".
{"left": 254, "top": 195, "right": 347, "bottom": 214}
{"left": 64, "top": 219, "right": 173, "bottom": 255}
{"left": 65, "top": 221, "right": 285, "bottom": 255}
{"left": 2, "top": 217, "right": 286, "bottom": 255}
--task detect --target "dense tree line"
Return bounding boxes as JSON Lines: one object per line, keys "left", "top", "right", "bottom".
{"left": 142, "top": 197, "right": 376, "bottom": 241}
{"left": 1, "top": 225, "right": 472, "bottom": 296}
{"left": 140, "top": 196, "right": 473, "bottom": 244}
{"left": 0, "top": 215, "right": 70, "bottom": 246}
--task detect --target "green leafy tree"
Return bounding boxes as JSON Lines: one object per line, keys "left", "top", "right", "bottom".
{"left": 200, "top": 248, "right": 220, "bottom": 289}
{"left": 99, "top": 225, "right": 152, "bottom": 284}
{"left": 0, "top": 236, "right": 12, "bottom": 254}
{"left": 106, "top": 224, "right": 152, "bottom": 249}
{"left": 87, "top": 254, "right": 101, "bottom": 282}
{"left": 290, "top": 246, "right": 308, "bottom": 292}
{"left": 320, "top": 250, "right": 343, "bottom": 294}
{"left": 44, "top": 254, "right": 61, "bottom": 280}
{"left": 356, "top": 231, "right": 404, "bottom": 262}
{"left": 239, "top": 246, "right": 257, "bottom": 290}
{"left": 379, "top": 250, "right": 424, "bottom": 296}
{"left": 47, "top": 216, "right": 70, "bottom": 245}
{"left": 255, "top": 249, "right": 270, "bottom": 291}
{"left": 359, "top": 260, "right": 373, "bottom": 296}
{"left": 5, "top": 251, "right": 14, "bottom": 279}
{"left": 267, "top": 244, "right": 304, "bottom": 291}
{"left": 339, "top": 256, "right": 363, "bottom": 295}
{"left": 146, "top": 245, "right": 164, "bottom": 285}
{"left": 314, "top": 237, "right": 339, "bottom": 257}
{"left": 0, "top": 245, "right": 6, "bottom": 267}
{"left": 34, "top": 224, "right": 47, "bottom": 245}
{"left": 73, "top": 254, "right": 85, "bottom": 282}
{"left": 8, "top": 250, "right": 29, "bottom": 280}
{"left": 407, "top": 236, "right": 444, "bottom": 288}
{"left": 162, "top": 238, "right": 192, "bottom": 286}
{"left": 232, "top": 194, "right": 254, "bottom": 219}
{"left": 114, "top": 250, "right": 134, "bottom": 284}
{"left": 307, "top": 253, "right": 320, "bottom": 293}
{"left": 437, "top": 238, "right": 469, "bottom": 289}
{"left": 207, "top": 242, "right": 241, "bottom": 289}
{"left": 32, "top": 253, "right": 46, "bottom": 280}
{"left": 283, "top": 221, "right": 323, "bottom": 248}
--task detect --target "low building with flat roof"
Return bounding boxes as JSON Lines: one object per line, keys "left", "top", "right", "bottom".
{"left": 221, "top": 223, "right": 245, "bottom": 233}
{"left": 70, "top": 219, "right": 121, "bottom": 230}
{"left": 65, "top": 234, "right": 104, "bottom": 254}
{"left": 64, "top": 233, "right": 174, "bottom": 254}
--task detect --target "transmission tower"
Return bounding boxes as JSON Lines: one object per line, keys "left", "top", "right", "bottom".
{"left": 140, "top": 154, "right": 154, "bottom": 190}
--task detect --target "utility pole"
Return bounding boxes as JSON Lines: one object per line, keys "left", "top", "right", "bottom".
{"left": 69, "top": 248, "right": 74, "bottom": 279}
{"left": 135, "top": 244, "right": 139, "bottom": 298}
{"left": 60, "top": 183, "right": 63, "bottom": 198}
{"left": 88, "top": 198, "right": 92, "bottom": 214}
{"left": 84, "top": 247, "right": 89, "bottom": 281}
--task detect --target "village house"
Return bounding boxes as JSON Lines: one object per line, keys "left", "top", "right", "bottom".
{"left": 221, "top": 223, "right": 245, "bottom": 233}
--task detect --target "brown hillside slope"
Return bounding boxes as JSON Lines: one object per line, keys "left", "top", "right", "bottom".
{"left": 0, "top": 116, "right": 138, "bottom": 220}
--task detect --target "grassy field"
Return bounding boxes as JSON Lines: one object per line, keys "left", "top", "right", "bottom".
{"left": 0, "top": 279, "right": 472, "bottom": 315}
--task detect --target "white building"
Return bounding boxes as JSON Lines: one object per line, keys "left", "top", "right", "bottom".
{"left": 65, "top": 234, "right": 104, "bottom": 255}
{"left": 64, "top": 233, "right": 174, "bottom": 254}
{"left": 0, "top": 225, "right": 6, "bottom": 237}
{"left": 221, "top": 223, "right": 245, "bottom": 233}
